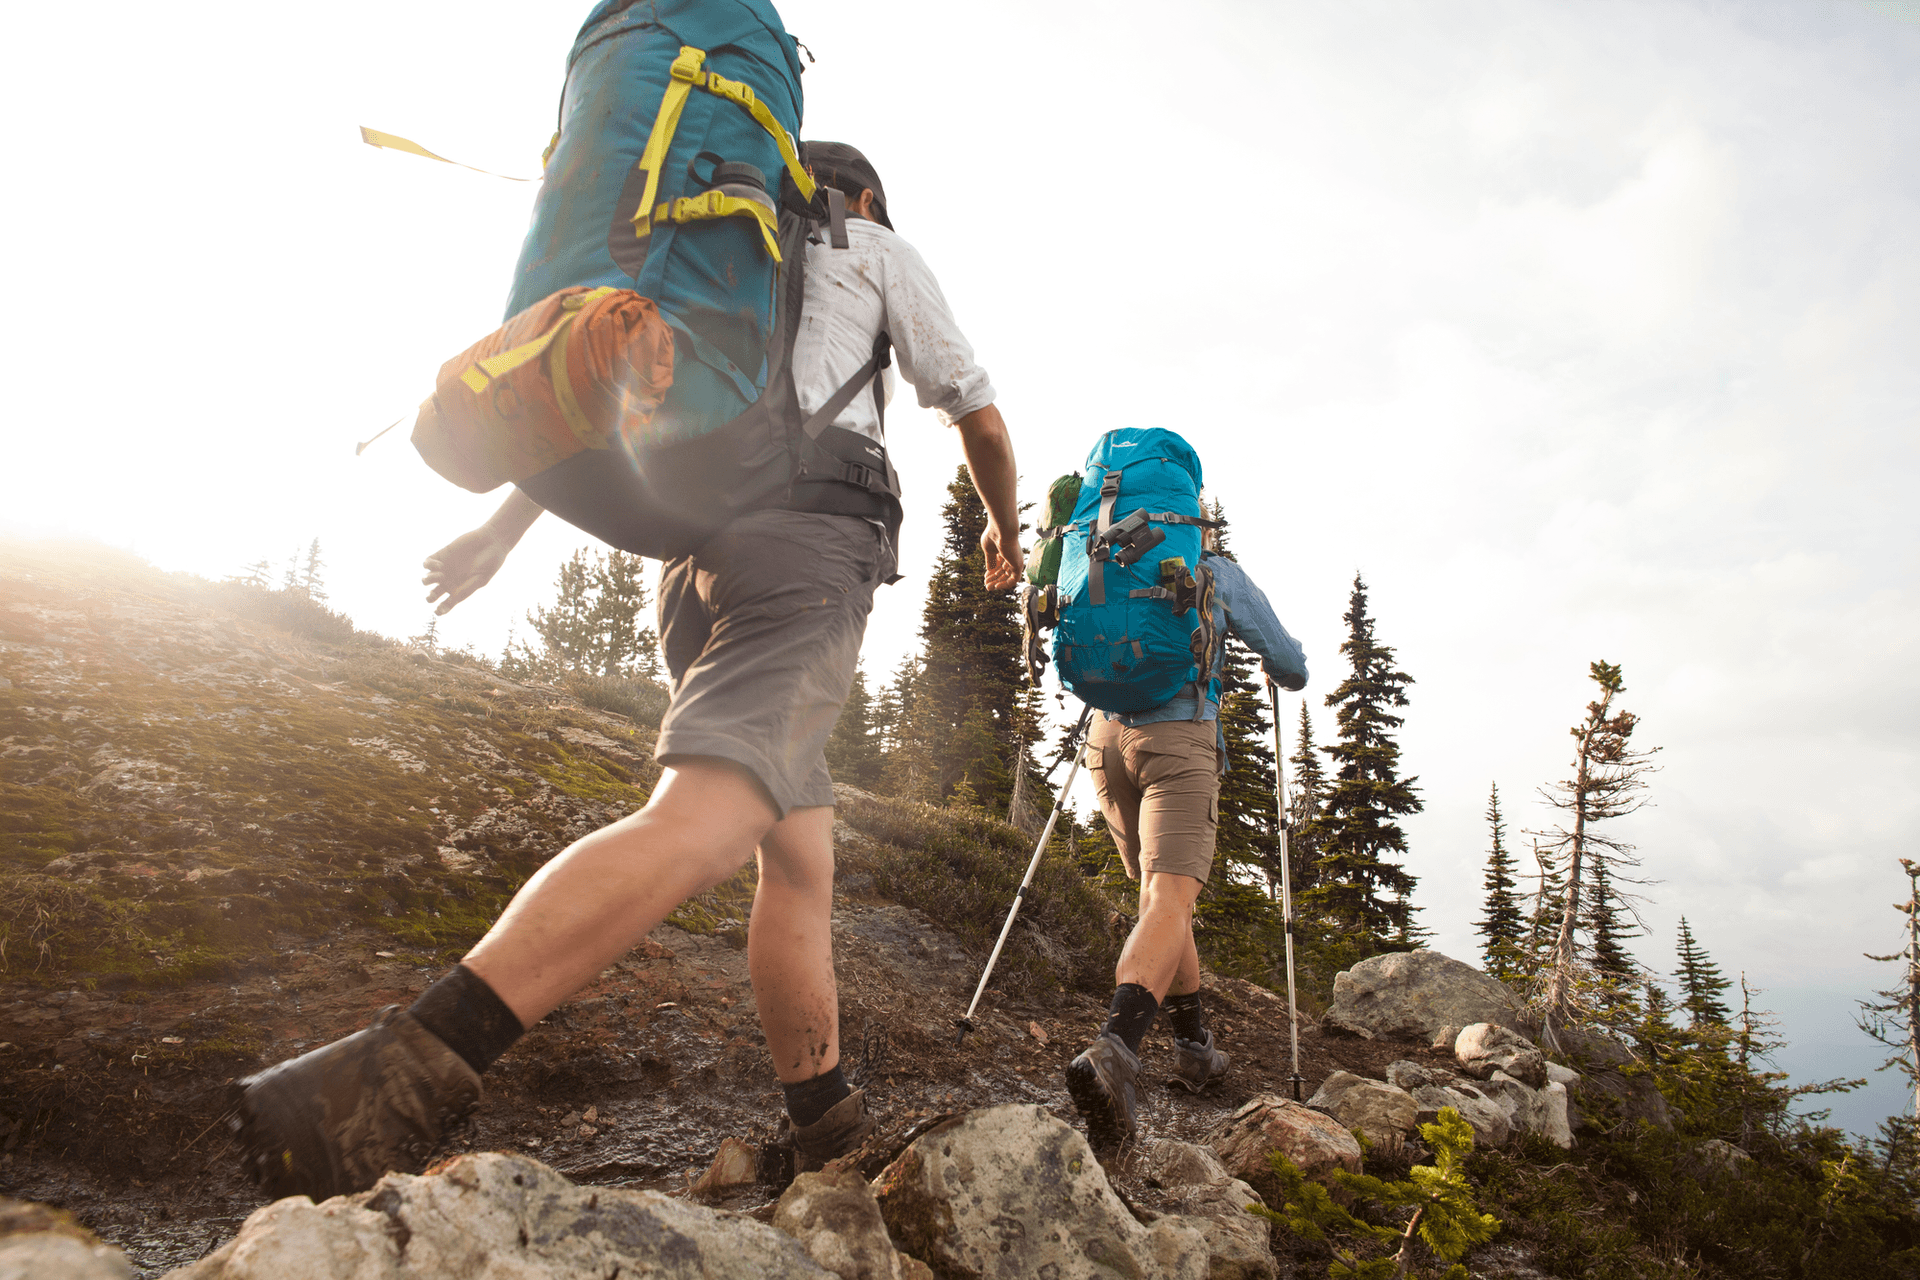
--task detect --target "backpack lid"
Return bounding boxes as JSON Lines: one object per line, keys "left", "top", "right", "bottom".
{"left": 1085, "top": 427, "right": 1204, "bottom": 494}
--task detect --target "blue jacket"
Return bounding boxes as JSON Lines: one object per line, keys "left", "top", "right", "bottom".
{"left": 1100, "top": 554, "right": 1308, "bottom": 765}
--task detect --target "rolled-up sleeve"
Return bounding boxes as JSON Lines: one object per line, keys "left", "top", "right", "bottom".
{"left": 1210, "top": 557, "right": 1308, "bottom": 690}
{"left": 881, "top": 236, "right": 996, "bottom": 425}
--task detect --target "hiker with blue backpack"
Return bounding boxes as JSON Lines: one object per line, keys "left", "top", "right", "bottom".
{"left": 1024, "top": 428, "right": 1306, "bottom": 1144}
{"left": 234, "top": 0, "right": 1020, "bottom": 1200}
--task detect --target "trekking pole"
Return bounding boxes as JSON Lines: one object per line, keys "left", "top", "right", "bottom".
{"left": 954, "top": 704, "right": 1095, "bottom": 1047}
{"left": 1268, "top": 680, "right": 1306, "bottom": 1102}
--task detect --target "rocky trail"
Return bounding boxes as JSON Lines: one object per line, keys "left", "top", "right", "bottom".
{"left": 2, "top": 541, "right": 1653, "bottom": 1278}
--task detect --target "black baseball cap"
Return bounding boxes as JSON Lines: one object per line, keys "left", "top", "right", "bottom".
{"left": 802, "top": 140, "right": 892, "bottom": 229}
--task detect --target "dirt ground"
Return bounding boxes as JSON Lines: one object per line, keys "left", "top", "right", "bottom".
{"left": 0, "top": 884, "right": 1457, "bottom": 1277}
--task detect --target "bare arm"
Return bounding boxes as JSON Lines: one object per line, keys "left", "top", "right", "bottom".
{"left": 422, "top": 489, "right": 544, "bottom": 615}
{"left": 953, "top": 404, "right": 1022, "bottom": 589}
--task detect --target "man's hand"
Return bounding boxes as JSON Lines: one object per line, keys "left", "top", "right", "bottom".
{"left": 422, "top": 490, "right": 544, "bottom": 615}
{"left": 981, "top": 520, "right": 1023, "bottom": 589}
{"left": 953, "top": 404, "right": 1023, "bottom": 590}
{"left": 423, "top": 526, "right": 513, "bottom": 615}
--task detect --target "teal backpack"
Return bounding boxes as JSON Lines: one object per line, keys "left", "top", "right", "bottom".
{"left": 1026, "top": 428, "right": 1221, "bottom": 714}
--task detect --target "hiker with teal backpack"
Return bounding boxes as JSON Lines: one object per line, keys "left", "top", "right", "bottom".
{"left": 233, "top": 0, "right": 1019, "bottom": 1200}
{"left": 1024, "top": 428, "right": 1305, "bottom": 1144}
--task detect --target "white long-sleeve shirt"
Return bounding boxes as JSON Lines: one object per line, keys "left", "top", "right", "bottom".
{"left": 790, "top": 218, "right": 996, "bottom": 443}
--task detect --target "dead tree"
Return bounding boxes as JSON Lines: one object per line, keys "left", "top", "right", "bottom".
{"left": 1535, "top": 660, "right": 1659, "bottom": 1039}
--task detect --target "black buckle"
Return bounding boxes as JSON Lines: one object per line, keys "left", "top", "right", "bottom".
{"left": 842, "top": 461, "right": 880, "bottom": 491}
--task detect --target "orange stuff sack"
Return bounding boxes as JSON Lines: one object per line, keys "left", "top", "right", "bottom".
{"left": 412, "top": 286, "right": 675, "bottom": 493}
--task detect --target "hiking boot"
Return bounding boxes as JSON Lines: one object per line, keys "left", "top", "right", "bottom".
{"left": 1064, "top": 1031, "right": 1141, "bottom": 1143}
{"left": 233, "top": 1005, "right": 481, "bottom": 1201}
{"left": 1168, "top": 1030, "right": 1230, "bottom": 1093}
{"left": 783, "top": 1088, "right": 876, "bottom": 1174}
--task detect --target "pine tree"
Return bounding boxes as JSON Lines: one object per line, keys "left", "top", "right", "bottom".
{"left": 301, "top": 537, "right": 327, "bottom": 602}
{"left": 1676, "top": 916, "right": 1733, "bottom": 1031}
{"left": 1287, "top": 703, "right": 1326, "bottom": 895}
{"left": 825, "top": 661, "right": 883, "bottom": 788}
{"left": 877, "top": 656, "right": 937, "bottom": 802}
{"left": 1475, "top": 784, "right": 1524, "bottom": 978}
{"left": 1301, "top": 573, "right": 1422, "bottom": 950}
{"left": 1586, "top": 854, "right": 1637, "bottom": 986}
{"left": 1206, "top": 512, "right": 1281, "bottom": 903}
{"left": 505, "top": 549, "right": 660, "bottom": 680}
{"left": 1859, "top": 858, "right": 1920, "bottom": 1124}
{"left": 915, "top": 467, "right": 1025, "bottom": 810}
{"left": 1538, "top": 660, "right": 1658, "bottom": 1031}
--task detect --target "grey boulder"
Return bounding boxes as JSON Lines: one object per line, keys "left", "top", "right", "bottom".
{"left": 1205, "top": 1095, "right": 1365, "bottom": 1210}
{"left": 165, "top": 1152, "right": 833, "bottom": 1279}
{"left": 1410, "top": 1085, "right": 1511, "bottom": 1149}
{"left": 872, "top": 1104, "right": 1207, "bottom": 1279}
{"left": 774, "top": 1167, "right": 933, "bottom": 1280}
{"left": 1324, "top": 951, "right": 1525, "bottom": 1043}
{"left": 1455, "top": 1023, "right": 1549, "bottom": 1088}
{"left": 1306, "top": 1072, "right": 1420, "bottom": 1150}
{"left": 1141, "top": 1140, "right": 1278, "bottom": 1280}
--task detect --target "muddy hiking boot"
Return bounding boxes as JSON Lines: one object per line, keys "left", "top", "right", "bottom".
{"left": 779, "top": 1087, "right": 877, "bottom": 1176}
{"left": 1065, "top": 1031, "right": 1141, "bottom": 1143}
{"left": 233, "top": 1005, "right": 481, "bottom": 1201}
{"left": 1168, "top": 1030, "right": 1230, "bottom": 1093}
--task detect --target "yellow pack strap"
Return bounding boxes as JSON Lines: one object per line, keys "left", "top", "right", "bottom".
{"left": 457, "top": 288, "right": 617, "bottom": 394}
{"left": 652, "top": 191, "right": 782, "bottom": 260}
{"left": 629, "top": 45, "right": 815, "bottom": 244}
{"left": 630, "top": 47, "right": 709, "bottom": 242}
{"left": 360, "top": 127, "right": 535, "bottom": 181}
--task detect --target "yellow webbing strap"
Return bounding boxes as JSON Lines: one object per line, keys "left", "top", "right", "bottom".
{"left": 652, "top": 191, "right": 782, "bottom": 260}
{"left": 630, "top": 47, "right": 709, "bottom": 241}
{"left": 629, "top": 45, "right": 815, "bottom": 245}
{"left": 700, "top": 70, "right": 814, "bottom": 201}
{"left": 457, "top": 288, "right": 616, "bottom": 394}
{"left": 359, "top": 127, "right": 534, "bottom": 181}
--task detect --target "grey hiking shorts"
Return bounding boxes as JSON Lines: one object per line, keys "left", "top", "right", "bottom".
{"left": 655, "top": 509, "right": 895, "bottom": 817}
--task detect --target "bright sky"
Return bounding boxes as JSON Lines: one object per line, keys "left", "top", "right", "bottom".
{"left": 5, "top": 0, "right": 1918, "bottom": 1135}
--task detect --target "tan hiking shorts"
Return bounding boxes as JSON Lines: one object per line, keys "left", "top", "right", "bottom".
{"left": 1086, "top": 716, "right": 1221, "bottom": 883}
{"left": 655, "top": 510, "right": 894, "bottom": 816}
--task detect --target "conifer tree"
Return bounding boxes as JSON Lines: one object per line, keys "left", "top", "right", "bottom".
{"left": 1676, "top": 916, "right": 1733, "bottom": 1031}
{"left": 916, "top": 467, "right": 1025, "bottom": 810}
{"left": 1287, "top": 703, "right": 1326, "bottom": 895}
{"left": 826, "top": 661, "right": 883, "bottom": 788}
{"left": 1859, "top": 858, "right": 1920, "bottom": 1124}
{"left": 301, "top": 537, "right": 327, "bottom": 602}
{"left": 1206, "top": 512, "right": 1280, "bottom": 900}
{"left": 877, "top": 656, "right": 937, "bottom": 802}
{"left": 1302, "top": 573, "right": 1422, "bottom": 950}
{"left": 1537, "top": 660, "right": 1657, "bottom": 1030}
{"left": 1586, "top": 854, "right": 1637, "bottom": 986}
{"left": 1475, "top": 784, "right": 1524, "bottom": 978}
{"left": 505, "top": 549, "right": 659, "bottom": 680}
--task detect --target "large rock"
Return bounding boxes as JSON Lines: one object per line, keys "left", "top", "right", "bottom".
{"left": 1686, "top": 1139, "right": 1755, "bottom": 1181}
{"left": 872, "top": 1105, "right": 1206, "bottom": 1280}
{"left": 1551, "top": 1027, "right": 1672, "bottom": 1132}
{"left": 1, "top": 1200, "right": 131, "bottom": 1280}
{"left": 1324, "top": 951, "right": 1525, "bottom": 1042}
{"left": 1476, "top": 1072, "right": 1573, "bottom": 1149}
{"left": 1455, "top": 1023, "right": 1549, "bottom": 1088}
{"left": 774, "top": 1168, "right": 933, "bottom": 1280}
{"left": 1306, "top": 1072, "right": 1420, "bottom": 1150}
{"left": 166, "top": 1152, "right": 833, "bottom": 1279}
{"left": 1410, "top": 1085, "right": 1510, "bottom": 1149}
{"left": 1205, "top": 1094, "right": 1364, "bottom": 1209}
{"left": 1141, "top": 1141, "right": 1278, "bottom": 1280}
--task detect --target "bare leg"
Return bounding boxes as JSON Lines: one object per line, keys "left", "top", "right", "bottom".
{"left": 747, "top": 806, "right": 839, "bottom": 1083}
{"left": 464, "top": 760, "right": 778, "bottom": 1026}
{"left": 1114, "top": 871, "right": 1204, "bottom": 1003}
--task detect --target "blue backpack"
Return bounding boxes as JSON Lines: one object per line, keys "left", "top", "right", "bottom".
{"left": 1037, "top": 428, "right": 1221, "bottom": 714}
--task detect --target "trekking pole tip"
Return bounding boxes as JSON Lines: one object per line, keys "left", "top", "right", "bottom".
{"left": 951, "top": 1017, "right": 974, "bottom": 1047}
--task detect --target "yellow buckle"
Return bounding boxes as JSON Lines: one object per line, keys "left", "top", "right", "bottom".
{"left": 669, "top": 46, "right": 706, "bottom": 83}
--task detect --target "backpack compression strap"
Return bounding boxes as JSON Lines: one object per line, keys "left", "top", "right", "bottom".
{"left": 1087, "top": 469, "right": 1122, "bottom": 607}
{"left": 625, "top": 46, "right": 816, "bottom": 255}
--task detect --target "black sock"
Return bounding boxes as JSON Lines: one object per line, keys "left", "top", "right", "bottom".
{"left": 408, "top": 964, "right": 525, "bottom": 1076}
{"left": 1102, "top": 983, "right": 1159, "bottom": 1056}
{"left": 782, "top": 1064, "right": 852, "bottom": 1128}
{"left": 1164, "top": 990, "right": 1206, "bottom": 1042}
